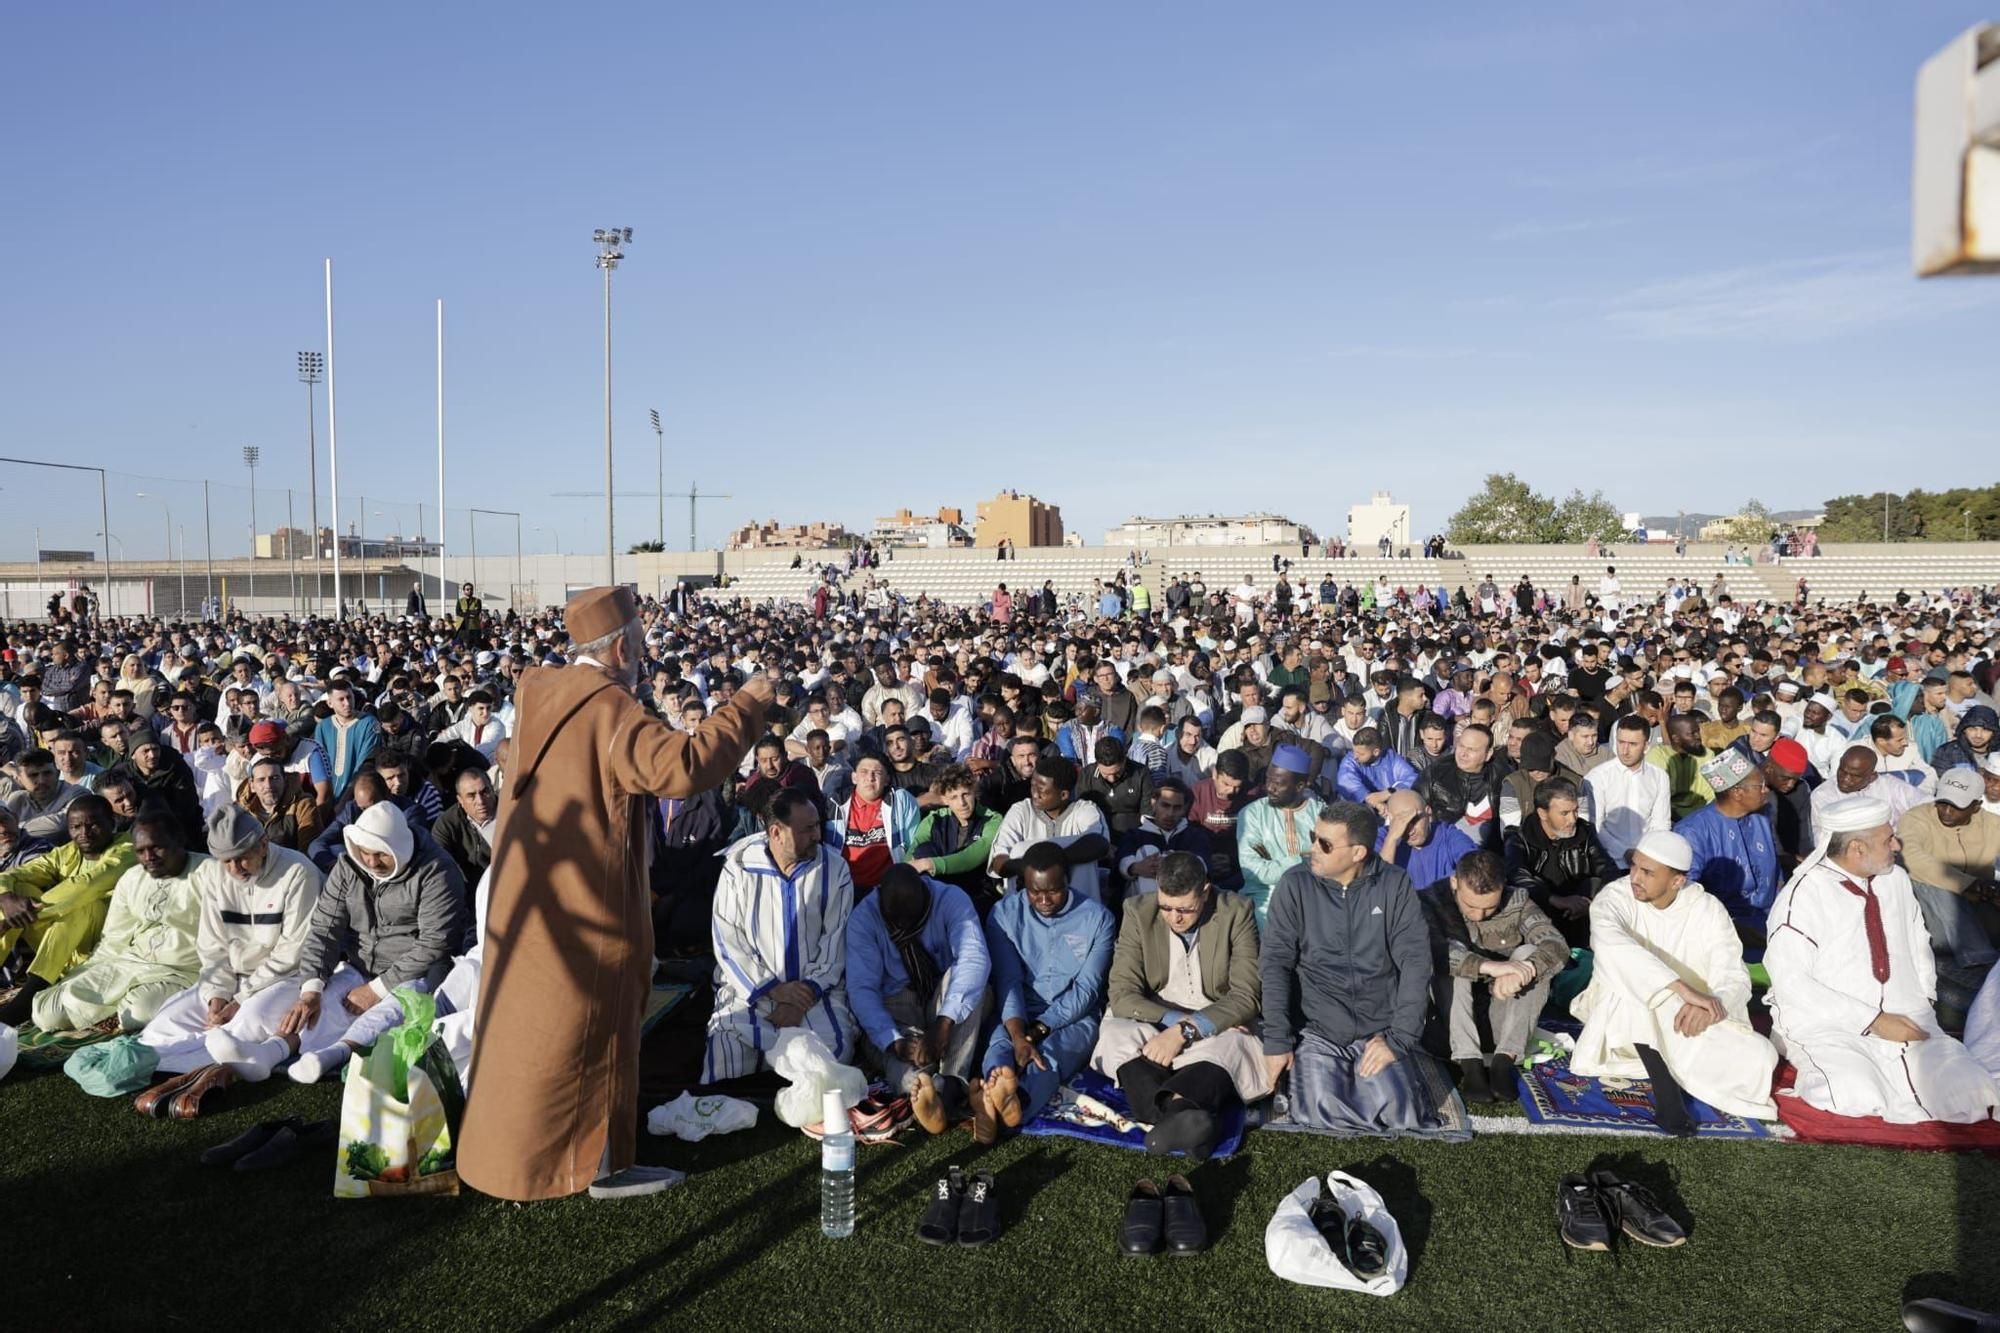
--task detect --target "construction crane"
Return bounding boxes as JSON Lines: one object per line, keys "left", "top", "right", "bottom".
{"left": 550, "top": 484, "right": 732, "bottom": 552}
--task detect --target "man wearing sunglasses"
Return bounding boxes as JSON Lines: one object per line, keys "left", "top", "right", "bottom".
{"left": 1260, "top": 801, "right": 1452, "bottom": 1138}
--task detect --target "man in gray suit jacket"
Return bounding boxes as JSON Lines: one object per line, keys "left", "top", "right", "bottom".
{"left": 1089, "top": 851, "right": 1265, "bottom": 1161}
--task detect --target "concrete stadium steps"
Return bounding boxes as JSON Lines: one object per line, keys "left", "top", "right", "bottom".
{"left": 701, "top": 543, "right": 2000, "bottom": 610}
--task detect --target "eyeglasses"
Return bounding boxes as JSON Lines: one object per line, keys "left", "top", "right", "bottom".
{"left": 1313, "top": 836, "right": 1350, "bottom": 854}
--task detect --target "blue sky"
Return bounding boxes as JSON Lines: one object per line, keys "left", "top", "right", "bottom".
{"left": 4, "top": 2, "right": 1997, "bottom": 561}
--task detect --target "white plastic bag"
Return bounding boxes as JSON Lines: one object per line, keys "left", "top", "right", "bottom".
{"left": 0, "top": 1023, "right": 16, "bottom": 1082}
{"left": 1265, "top": 1170, "right": 1407, "bottom": 1296}
{"left": 648, "top": 1091, "right": 759, "bottom": 1140}
{"left": 769, "top": 1028, "right": 867, "bottom": 1129}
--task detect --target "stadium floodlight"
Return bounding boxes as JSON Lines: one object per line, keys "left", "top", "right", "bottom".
{"left": 1914, "top": 23, "right": 2000, "bottom": 276}
{"left": 594, "top": 226, "right": 632, "bottom": 583}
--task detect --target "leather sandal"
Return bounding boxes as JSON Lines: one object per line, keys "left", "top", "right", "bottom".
{"left": 957, "top": 1171, "right": 1000, "bottom": 1247}
{"left": 917, "top": 1167, "right": 963, "bottom": 1245}
{"left": 169, "top": 1064, "right": 236, "bottom": 1120}
{"left": 135, "top": 1068, "right": 204, "bottom": 1119}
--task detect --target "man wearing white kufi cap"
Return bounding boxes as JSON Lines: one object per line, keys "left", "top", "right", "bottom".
{"left": 1571, "top": 831, "right": 1779, "bottom": 1123}
{"left": 1764, "top": 796, "right": 2000, "bottom": 1124}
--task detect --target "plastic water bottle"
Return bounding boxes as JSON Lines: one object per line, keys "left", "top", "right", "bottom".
{"left": 820, "top": 1089, "right": 856, "bottom": 1238}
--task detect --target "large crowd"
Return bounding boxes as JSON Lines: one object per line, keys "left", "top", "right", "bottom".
{"left": 5, "top": 561, "right": 2000, "bottom": 1243}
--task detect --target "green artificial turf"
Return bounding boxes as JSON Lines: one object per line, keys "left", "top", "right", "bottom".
{"left": 8, "top": 1067, "right": 1996, "bottom": 1332}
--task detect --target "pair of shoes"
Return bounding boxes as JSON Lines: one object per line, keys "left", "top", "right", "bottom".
{"left": 1307, "top": 1188, "right": 1388, "bottom": 1278}
{"left": 202, "top": 1117, "right": 300, "bottom": 1166}
{"left": 917, "top": 1167, "right": 1001, "bottom": 1245}
{"left": 1557, "top": 1171, "right": 1686, "bottom": 1251}
{"left": 168, "top": 1064, "right": 237, "bottom": 1120}
{"left": 136, "top": 1068, "right": 205, "bottom": 1119}
{"left": 1121, "top": 1175, "right": 1205, "bottom": 1256}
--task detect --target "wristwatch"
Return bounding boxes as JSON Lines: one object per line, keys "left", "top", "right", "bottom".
{"left": 1178, "top": 1020, "right": 1201, "bottom": 1045}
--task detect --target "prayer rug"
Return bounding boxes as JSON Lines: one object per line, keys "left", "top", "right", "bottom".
{"left": 1256, "top": 1045, "right": 1473, "bottom": 1142}
{"left": 1517, "top": 1052, "right": 1771, "bottom": 1140}
{"left": 13, "top": 1021, "right": 117, "bottom": 1071}
{"left": 1771, "top": 1063, "right": 2000, "bottom": 1154}
{"left": 641, "top": 982, "right": 693, "bottom": 1035}
{"left": 1020, "top": 1070, "right": 1245, "bottom": 1160}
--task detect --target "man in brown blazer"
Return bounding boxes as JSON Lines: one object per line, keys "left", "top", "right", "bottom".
{"left": 1089, "top": 851, "right": 1265, "bottom": 1161}
{"left": 458, "top": 587, "right": 770, "bottom": 1201}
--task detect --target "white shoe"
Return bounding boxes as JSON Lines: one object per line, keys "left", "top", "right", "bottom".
{"left": 588, "top": 1165, "right": 688, "bottom": 1199}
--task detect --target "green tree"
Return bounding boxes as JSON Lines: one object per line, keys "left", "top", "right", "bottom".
{"left": 1550, "top": 488, "right": 1625, "bottom": 544}
{"left": 1446, "top": 473, "right": 1560, "bottom": 544}
{"left": 627, "top": 540, "right": 665, "bottom": 553}
{"left": 1707, "top": 499, "right": 1774, "bottom": 545}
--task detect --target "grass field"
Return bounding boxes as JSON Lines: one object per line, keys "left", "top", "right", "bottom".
{"left": 8, "top": 1062, "right": 1998, "bottom": 1333}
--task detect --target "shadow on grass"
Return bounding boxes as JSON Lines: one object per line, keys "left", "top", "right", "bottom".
{"left": 1338, "top": 1154, "right": 1433, "bottom": 1272}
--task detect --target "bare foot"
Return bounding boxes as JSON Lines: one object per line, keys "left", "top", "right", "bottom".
{"left": 988, "top": 1065, "right": 1024, "bottom": 1128}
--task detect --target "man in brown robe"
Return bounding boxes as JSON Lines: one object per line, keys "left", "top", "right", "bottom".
{"left": 458, "top": 586, "right": 770, "bottom": 1201}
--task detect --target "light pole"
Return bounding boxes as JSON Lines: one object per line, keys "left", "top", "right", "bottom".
{"left": 136, "top": 492, "right": 185, "bottom": 614}
{"left": 650, "top": 407, "right": 664, "bottom": 548}
{"left": 594, "top": 227, "right": 631, "bottom": 585}
{"left": 1965, "top": 509, "right": 1973, "bottom": 541}
{"left": 534, "top": 524, "right": 560, "bottom": 555}
{"left": 299, "top": 351, "right": 324, "bottom": 611}
{"left": 243, "top": 446, "right": 261, "bottom": 563}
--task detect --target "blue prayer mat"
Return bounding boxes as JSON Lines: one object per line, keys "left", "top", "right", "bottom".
{"left": 1517, "top": 1052, "right": 1770, "bottom": 1140}
{"left": 1020, "top": 1069, "right": 1246, "bottom": 1160}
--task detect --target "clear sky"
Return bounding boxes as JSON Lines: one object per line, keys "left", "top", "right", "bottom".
{"left": 4, "top": 3, "right": 1997, "bottom": 561}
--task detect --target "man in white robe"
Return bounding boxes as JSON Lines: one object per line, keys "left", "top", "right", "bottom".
{"left": 1571, "top": 830, "right": 1778, "bottom": 1121}
{"left": 1810, "top": 744, "right": 1921, "bottom": 831}
{"left": 703, "top": 790, "right": 856, "bottom": 1083}
{"left": 1765, "top": 796, "right": 2000, "bottom": 1124}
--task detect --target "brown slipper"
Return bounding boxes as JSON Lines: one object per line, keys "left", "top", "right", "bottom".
{"left": 988, "top": 1065, "right": 1024, "bottom": 1128}
{"left": 969, "top": 1077, "right": 998, "bottom": 1146}
{"left": 911, "top": 1074, "right": 947, "bottom": 1136}
{"left": 135, "top": 1068, "right": 204, "bottom": 1119}
{"left": 169, "top": 1064, "right": 236, "bottom": 1120}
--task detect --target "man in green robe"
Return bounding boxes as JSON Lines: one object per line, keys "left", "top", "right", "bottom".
{"left": 30, "top": 811, "right": 202, "bottom": 1033}
{"left": 0, "top": 795, "right": 136, "bottom": 1025}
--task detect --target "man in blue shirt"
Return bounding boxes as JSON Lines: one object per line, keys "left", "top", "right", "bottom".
{"left": 975, "top": 842, "right": 1115, "bottom": 1143}
{"left": 1674, "top": 746, "right": 1780, "bottom": 942}
{"left": 846, "top": 865, "right": 991, "bottom": 1135}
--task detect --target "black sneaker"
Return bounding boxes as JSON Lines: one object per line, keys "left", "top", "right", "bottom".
{"left": 1557, "top": 1173, "right": 1613, "bottom": 1252}
{"left": 1591, "top": 1170, "right": 1686, "bottom": 1248}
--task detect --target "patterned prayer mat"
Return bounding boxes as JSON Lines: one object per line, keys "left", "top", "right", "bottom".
{"left": 641, "top": 982, "right": 693, "bottom": 1035}
{"left": 13, "top": 1021, "right": 119, "bottom": 1071}
{"left": 1517, "top": 1053, "right": 1770, "bottom": 1140}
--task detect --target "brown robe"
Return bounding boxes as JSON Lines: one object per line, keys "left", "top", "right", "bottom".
{"left": 458, "top": 661, "right": 764, "bottom": 1200}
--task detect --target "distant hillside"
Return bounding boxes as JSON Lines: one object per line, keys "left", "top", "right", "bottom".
{"left": 1635, "top": 510, "right": 1819, "bottom": 531}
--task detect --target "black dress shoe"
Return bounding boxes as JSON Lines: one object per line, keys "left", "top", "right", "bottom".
{"left": 1557, "top": 1173, "right": 1614, "bottom": 1252}
{"left": 1486, "top": 1054, "right": 1519, "bottom": 1103}
{"left": 1161, "top": 1174, "right": 1206, "bottom": 1255}
{"left": 1456, "top": 1058, "right": 1490, "bottom": 1103}
{"left": 233, "top": 1122, "right": 306, "bottom": 1172}
{"left": 957, "top": 1171, "right": 1000, "bottom": 1247}
{"left": 918, "top": 1167, "right": 963, "bottom": 1245}
{"left": 1590, "top": 1170, "right": 1686, "bottom": 1248}
{"left": 200, "top": 1118, "right": 298, "bottom": 1168}
{"left": 1120, "top": 1179, "right": 1163, "bottom": 1256}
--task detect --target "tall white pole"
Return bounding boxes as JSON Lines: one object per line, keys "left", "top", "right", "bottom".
{"left": 437, "top": 298, "right": 446, "bottom": 613}
{"left": 604, "top": 260, "right": 616, "bottom": 585}
{"left": 326, "top": 258, "right": 343, "bottom": 617}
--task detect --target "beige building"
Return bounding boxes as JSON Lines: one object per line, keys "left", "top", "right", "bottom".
{"left": 975, "top": 490, "right": 1063, "bottom": 549}
{"left": 1347, "top": 491, "right": 1411, "bottom": 548}
{"left": 871, "top": 507, "right": 972, "bottom": 548}
{"left": 1103, "top": 513, "right": 1307, "bottom": 548}
{"left": 728, "top": 519, "right": 849, "bottom": 550}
